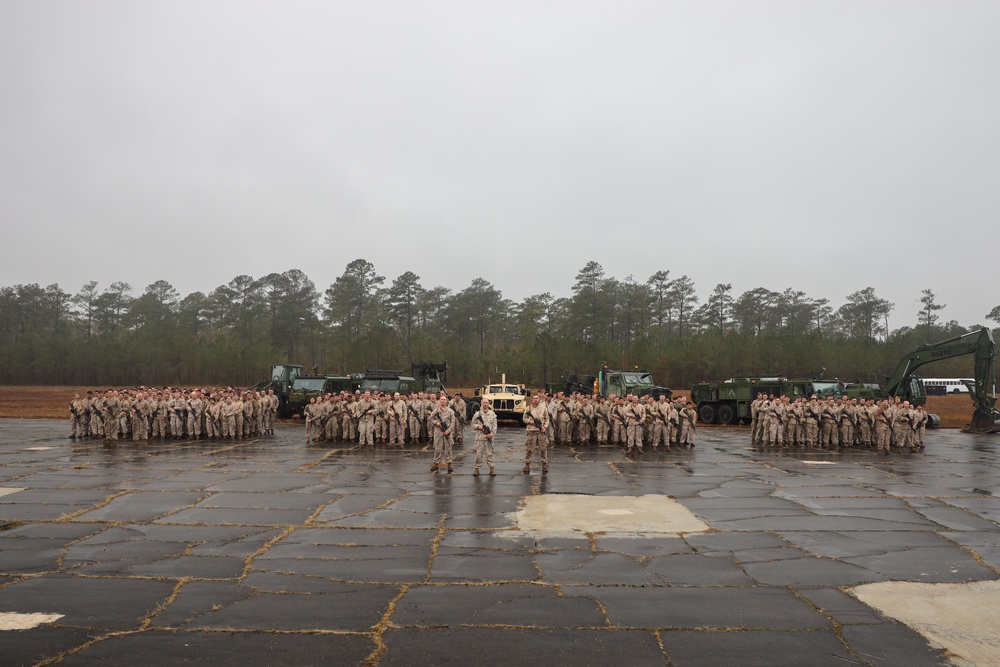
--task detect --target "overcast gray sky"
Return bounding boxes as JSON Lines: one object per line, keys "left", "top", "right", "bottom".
{"left": 2, "top": 1, "right": 998, "bottom": 327}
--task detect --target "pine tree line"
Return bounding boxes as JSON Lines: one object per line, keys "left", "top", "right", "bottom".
{"left": 0, "top": 260, "right": 991, "bottom": 389}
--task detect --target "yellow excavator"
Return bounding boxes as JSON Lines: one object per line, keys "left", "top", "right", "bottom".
{"left": 883, "top": 328, "right": 1000, "bottom": 433}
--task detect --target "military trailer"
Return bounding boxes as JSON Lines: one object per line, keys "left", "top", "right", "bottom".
{"left": 690, "top": 377, "right": 843, "bottom": 425}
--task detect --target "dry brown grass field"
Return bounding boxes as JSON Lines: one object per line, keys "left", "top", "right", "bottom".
{"left": 0, "top": 385, "right": 980, "bottom": 429}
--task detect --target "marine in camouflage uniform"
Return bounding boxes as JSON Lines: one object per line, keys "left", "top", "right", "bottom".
{"left": 389, "top": 393, "right": 407, "bottom": 447}
{"left": 595, "top": 396, "right": 611, "bottom": 445}
{"left": 429, "top": 396, "right": 456, "bottom": 473}
{"left": 624, "top": 394, "right": 646, "bottom": 453}
{"left": 577, "top": 396, "right": 595, "bottom": 446}
{"left": 522, "top": 394, "right": 550, "bottom": 474}
{"left": 471, "top": 399, "right": 498, "bottom": 476}
{"left": 450, "top": 393, "right": 467, "bottom": 446}
{"left": 678, "top": 399, "right": 697, "bottom": 447}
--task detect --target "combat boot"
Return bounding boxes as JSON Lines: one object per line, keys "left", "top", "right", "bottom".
{"left": 522, "top": 464, "right": 530, "bottom": 474}
{"left": 473, "top": 467, "right": 480, "bottom": 476}
{"left": 542, "top": 464, "right": 549, "bottom": 474}
{"left": 447, "top": 465, "right": 454, "bottom": 473}
{"left": 430, "top": 464, "right": 438, "bottom": 472}
{"left": 489, "top": 467, "right": 496, "bottom": 476}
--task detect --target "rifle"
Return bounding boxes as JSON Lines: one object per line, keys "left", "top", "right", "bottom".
{"left": 433, "top": 410, "right": 451, "bottom": 436}
{"left": 525, "top": 410, "right": 546, "bottom": 432}
{"left": 475, "top": 412, "right": 493, "bottom": 436}
{"left": 355, "top": 405, "right": 375, "bottom": 426}
{"left": 611, "top": 406, "right": 625, "bottom": 425}
{"left": 685, "top": 410, "right": 697, "bottom": 433}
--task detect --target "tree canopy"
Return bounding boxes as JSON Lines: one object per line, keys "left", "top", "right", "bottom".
{"left": 0, "top": 261, "right": 989, "bottom": 388}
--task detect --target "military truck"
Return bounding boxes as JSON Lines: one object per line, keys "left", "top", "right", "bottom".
{"left": 466, "top": 374, "right": 530, "bottom": 421}
{"left": 548, "top": 364, "right": 672, "bottom": 401}
{"left": 409, "top": 362, "right": 448, "bottom": 394}
{"left": 360, "top": 370, "right": 422, "bottom": 395}
{"left": 284, "top": 374, "right": 362, "bottom": 417}
{"left": 690, "top": 377, "right": 843, "bottom": 425}
{"left": 253, "top": 364, "right": 305, "bottom": 418}
{"left": 358, "top": 362, "right": 448, "bottom": 396}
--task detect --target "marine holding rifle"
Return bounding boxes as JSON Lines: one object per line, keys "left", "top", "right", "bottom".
{"left": 471, "top": 399, "right": 498, "bottom": 476}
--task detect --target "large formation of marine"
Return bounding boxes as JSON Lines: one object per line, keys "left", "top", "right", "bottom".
{"left": 68, "top": 388, "right": 280, "bottom": 442}
{"left": 65, "top": 387, "right": 698, "bottom": 450}
{"left": 750, "top": 393, "right": 929, "bottom": 454}
{"left": 67, "top": 387, "right": 928, "bottom": 457}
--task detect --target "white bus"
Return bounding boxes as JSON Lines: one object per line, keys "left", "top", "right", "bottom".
{"left": 922, "top": 378, "right": 973, "bottom": 395}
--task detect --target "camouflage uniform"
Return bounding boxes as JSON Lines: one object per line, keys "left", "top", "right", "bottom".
{"left": 522, "top": 400, "right": 550, "bottom": 473}
{"left": 624, "top": 396, "right": 646, "bottom": 452}
{"left": 471, "top": 404, "right": 498, "bottom": 474}
{"left": 679, "top": 403, "right": 697, "bottom": 447}
{"left": 429, "top": 400, "right": 456, "bottom": 472}
{"left": 389, "top": 396, "right": 407, "bottom": 447}
{"left": 356, "top": 394, "right": 377, "bottom": 447}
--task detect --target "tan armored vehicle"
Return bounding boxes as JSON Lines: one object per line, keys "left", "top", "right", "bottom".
{"left": 468, "top": 374, "right": 530, "bottom": 421}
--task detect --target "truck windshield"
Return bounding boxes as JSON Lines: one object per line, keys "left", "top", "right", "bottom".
{"left": 363, "top": 379, "right": 400, "bottom": 392}
{"left": 622, "top": 373, "right": 652, "bottom": 385}
{"left": 812, "top": 382, "right": 841, "bottom": 396}
{"left": 293, "top": 379, "right": 326, "bottom": 391}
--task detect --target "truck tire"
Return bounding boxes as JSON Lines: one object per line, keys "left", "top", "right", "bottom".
{"left": 698, "top": 403, "right": 716, "bottom": 424}
{"left": 717, "top": 404, "right": 735, "bottom": 425}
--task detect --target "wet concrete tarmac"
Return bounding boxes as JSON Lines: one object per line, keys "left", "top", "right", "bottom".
{"left": 1, "top": 419, "right": 998, "bottom": 666}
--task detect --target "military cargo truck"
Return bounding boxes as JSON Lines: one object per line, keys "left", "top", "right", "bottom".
{"left": 358, "top": 363, "right": 448, "bottom": 396}
{"left": 284, "top": 374, "right": 362, "bottom": 417}
{"left": 690, "top": 377, "right": 843, "bottom": 425}
{"left": 253, "top": 364, "right": 305, "bottom": 418}
{"left": 548, "top": 364, "right": 672, "bottom": 401}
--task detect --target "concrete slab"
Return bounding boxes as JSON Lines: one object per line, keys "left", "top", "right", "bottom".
{"left": 1, "top": 418, "right": 996, "bottom": 665}
{"left": 0, "top": 575, "right": 176, "bottom": 631}
{"left": 58, "top": 631, "right": 374, "bottom": 666}
{"left": 186, "top": 587, "right": 398, "bottom": 631}
{"left": 431, "top": 547, "right": 541, "bottom": 583}
{"left": 392, "top": 583, "right": 607, "bottom": 627}
{"left": 513, "top": 493, "right": 710, "bottom": 537}
{"left": 563, "top": 585, "right": 831, "bottom": 629}
{"left": 380, "top": 627, "right": 665, "bottom": 666}
{"left": 661, "top": 628, "right": 860, "bottom": 666}
{"left": 850, "top": 580, "right": 1000, "bottom": 666}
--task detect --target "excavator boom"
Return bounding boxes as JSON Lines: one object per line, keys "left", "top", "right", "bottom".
{"left": 884, "top": 329, "right": 1000, "bottom": 433}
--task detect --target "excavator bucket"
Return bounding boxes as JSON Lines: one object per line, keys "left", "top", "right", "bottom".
{"left": 965, "top": 408, "right": 1000, "bottom": 434}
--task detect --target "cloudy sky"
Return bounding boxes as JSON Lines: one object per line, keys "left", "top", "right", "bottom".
{"left": 2, "top": 1, "right": 998, "bottom": 327}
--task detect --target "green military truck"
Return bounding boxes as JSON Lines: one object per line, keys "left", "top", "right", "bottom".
{"left": 359, "top": 363, "right": 448, "bottom": 396}
{"left": 284, "top": 374, "right": 362, "bottom": 417}
{"left": 548, "top": 364, "right": 672, "bottom": 401}
{"left": 690, "top": 377, "right": 843, "bottom": 425}
{"left": 253, "top": 364, "right": 304, "bottom": 418}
